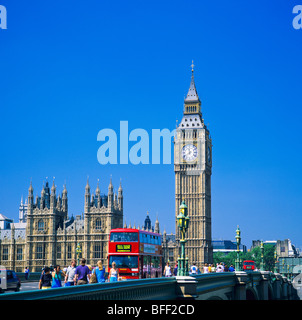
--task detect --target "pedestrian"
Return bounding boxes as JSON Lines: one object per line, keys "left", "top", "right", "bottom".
{"left": 39, "top": 267, "right": 52, "bottom": 290}
{"left": 203, "top": 263, "right": 209, "bottom": 273}
{"left": 41, "top": 265, "right": 46, "bottom": 275}
{"left": 74, "top": 258, "right": 91, "bottom": 285}
{"left": 228, "top": 264, "right": 235, "bottom": 272}
{"left": 109, "top": 261, "right": 119, "bottom": 282}
{"left": 65, "top": 259, "right": 77, "bottom": 286}
{"left": 163, "top": 262, "right": 172, "bottom": 277}
{"left": 51, "top": 265, "right": 65, "bottom": 288}
{"left": 224, "top": 264, "right": 229, "bottom": 272}
{"left": 24, "top": 267, "right": 30, "bottom": 280}
{"left": 92, "top": 261, "right": 106, "bottom": 283}
{"left": 216, "top": 263, "right": 224, "bottom": 273}
{"left": 173, "top": 263, "right": 178, "bottom": 276}
{"left": 208, "top": 264, "right": 212, "bottom": 273}
{"left": 190, "top": 262, "right": 198, "bottom": 275}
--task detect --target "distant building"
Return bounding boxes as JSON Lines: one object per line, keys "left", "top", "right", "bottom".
{"left": 212, "top": 240, "right": 247, "bottom": 254}
{"left": 252, "top": 239, "right": 299, "bottom": 258}
{"left": 0, "top": 213, "right": 13, "bottom": 230}
{"left": 19, "top": 197, "right": 28, "bottom": 223}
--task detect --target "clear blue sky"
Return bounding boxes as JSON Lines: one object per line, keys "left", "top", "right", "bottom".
{"left": 0, "top": 0, "right": 302, "bottom": 249}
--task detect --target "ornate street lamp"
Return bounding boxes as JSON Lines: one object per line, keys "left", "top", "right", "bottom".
{"left": 260, "top": 241, "right": 264, "bottom": 271}
{"left": 235, "top": 225, "right": 241, "bottom": 271}
{"left": 177, "top": 200, "right": 189, "bottom": 276}
{"left": 76, "top": 243, "right": 82, "bottom": 266}
{"left": 274, "top": 249, "right": 278, "bottom": 273}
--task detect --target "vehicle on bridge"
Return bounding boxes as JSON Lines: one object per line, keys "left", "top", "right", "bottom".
{"left": 0, "top": 269, "right": 21, "bottom": 293}
{"left": 108, "top": 228, "right": 163, "bottom": 280}
{"left": 243, "top": 260, "right": 255, "bottom": 271}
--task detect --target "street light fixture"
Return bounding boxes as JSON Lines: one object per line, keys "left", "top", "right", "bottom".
{"left": 76, "top": 243, "right": 82, "bottom": 266}
{"left": 235, "top": 225, "right": 241, "bottom": 271}
{"left": 177, "top": 200, "right": 189, "bottom": 276}
{"left": 260, "top": 241, "right": 264, "bottom": 271}
{"left": 274, "top": 249, "right": 278, "bottom": 273}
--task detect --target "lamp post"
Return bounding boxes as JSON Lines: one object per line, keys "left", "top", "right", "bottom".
{"left": 274, "top": 249, "right": 278, "bottom": 273}
{"left": 260, "top": 241, "right": 264, "bottom": 271}
{"left": 235, "top": 226, "right": 241, "bottom": 271}
{"left": 177, "top": 200, "right": 190, "bottom": 276}
{"left": 76, "top": 243, "right": 82, "bottom": 266}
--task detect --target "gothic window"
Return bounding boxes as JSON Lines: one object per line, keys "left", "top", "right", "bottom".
{"left": 95, "top": 218, "right": 102, "bottom": 230}
{"left": 67, "top": 245, "right": 72, "bottom": 259}
{"left": 17, "top": 246, "right": 23, "bottom": 261}
{"left": 38, "top": 219, "right": 44, "bottom": 231}
{"left": 57, "top": 244, "right": 61, "bottom": 260}
{"left": 2, "top": 246, "right": 8, "bottom": 260}
{"left": 36, "top": 244, "right": 43, "bottom": 260}
{"left": 93, "top": 244, "right": 101, "bottom": 259}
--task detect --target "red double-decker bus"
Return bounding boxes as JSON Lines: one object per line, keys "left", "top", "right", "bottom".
{"left": 108, "top": 228, "right": 163, "bottom": 280}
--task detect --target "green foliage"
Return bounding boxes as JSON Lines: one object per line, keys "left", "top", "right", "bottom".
{"left": 213, "top": 244, "right": 276, "bottom": 271}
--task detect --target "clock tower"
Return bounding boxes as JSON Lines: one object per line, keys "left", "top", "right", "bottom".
{"left": 174, "top": 62, "right": 213, "bottom": 266}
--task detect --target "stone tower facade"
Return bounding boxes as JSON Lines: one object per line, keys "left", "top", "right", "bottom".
{"left": 0, "top": 178, "right": 123, "bottom": 272}
{"left": 174, "top": 65, "right": 213, "bottom": 267}
{"left": 83, "top": 178, "right": 123, "bottom": 266}
{"left": 25, "top": 180, "right": 68, "bottom": 270}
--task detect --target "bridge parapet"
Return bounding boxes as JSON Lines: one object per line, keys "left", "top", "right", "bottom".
{"left": 0, "top": 272, "right": 298, "bottom": 300}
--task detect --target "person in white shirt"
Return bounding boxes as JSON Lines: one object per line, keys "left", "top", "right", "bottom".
{"left": 216, "top": 263, "right": 224, "bottom": 272}
{"left": 163, "top": 262, "right": 172, "bottom": 277}
{"left": 190, "top": 263, "right": 198, "bottom": 275}
{"left": 203, "top": 263, "right": 209, "bottom": 273}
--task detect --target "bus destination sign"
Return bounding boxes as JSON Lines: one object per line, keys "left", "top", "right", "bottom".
{"left": 116, "top": 244, "right": 132, "bottom": 252}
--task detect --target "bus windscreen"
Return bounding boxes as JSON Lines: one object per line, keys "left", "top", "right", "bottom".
{"left": 110, "top": 232, "right": 138, "bottom": 242}
{"left": 109, "top": 255, "right": 138, "bottom": 269}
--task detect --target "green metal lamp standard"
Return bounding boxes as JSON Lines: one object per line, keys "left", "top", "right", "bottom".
{"left": 177, "top": 200, "right": 190, "bottom": 276}
{"left": 274, "top": 249, "right": 278, "bottom": 273}
{"left": 235, "top": 226, "right": 241, "bottom": 271}
{"left": 260, "top": 241, "right": 264, "bottom": 271}
{"left": 76, "top": 243, "right": 82, "bottom": 266}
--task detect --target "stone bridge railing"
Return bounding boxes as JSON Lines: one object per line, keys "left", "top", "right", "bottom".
{"left": 193, "top": 271, "right": 298, "bottom": 300}
{"left": 0, "top": 271, "right": 298, "bottom": 300}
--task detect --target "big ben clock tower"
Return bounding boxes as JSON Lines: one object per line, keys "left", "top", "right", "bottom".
{"left": 174, "top": 62, "right": 213, "bottom": 266}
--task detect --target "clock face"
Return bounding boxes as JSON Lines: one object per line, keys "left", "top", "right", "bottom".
{"left": 182, "top": 144, "right": 198, "bottom": 162}
{"left": 207, "top": 146, "right": 211, "bottom": 162}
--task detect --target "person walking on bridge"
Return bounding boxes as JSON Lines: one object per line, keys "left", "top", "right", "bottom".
{"left": 74, "top": 258, "right": 91, "bottom": 285}
{"left": 51, "top": 265, "right": 65, "bottom": 288}
{"left": 39, "top": 267, "right": 52, "bottom": 290}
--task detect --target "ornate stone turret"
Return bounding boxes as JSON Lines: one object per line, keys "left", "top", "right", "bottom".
{"left": 95, "top": 180, "right": 101, "bottom": 208}
{"left": 118, "top": 180, "right": 123, "bottom": 211}
{"left": 50, "top": 180, "right": 56, "bottom": 210}
{"left": 154, "top": 215, "right": 160, "bottom": 234}
{"left": 62, "top": 184, "right": 68, "bottom": 213}
{"left": 108, "top": 177, "right": 114, "bottom": 210}
{"left": 40, "top": 184, "right": 46, "bottom": 209}
{"left": 85, "top": 177, "right": 90, "bottom": 213}
{"left": 28, "top": 181, "right": 34, "bottom": 207}
{"left": 144, "top": 211, "right": 151, "bottom": 230}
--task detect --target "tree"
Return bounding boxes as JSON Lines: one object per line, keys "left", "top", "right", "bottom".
{"left": 213, "top": 244, "right": 276, "bottom": 271}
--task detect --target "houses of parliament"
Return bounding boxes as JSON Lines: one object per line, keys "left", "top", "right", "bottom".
{"left": 0, "top": 65, "right": 213, "bottom": 272}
